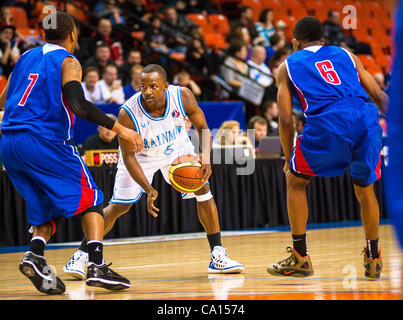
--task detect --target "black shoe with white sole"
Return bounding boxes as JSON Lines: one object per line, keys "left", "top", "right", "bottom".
{"left": 86, "top": 262, "right": 131, "bottom": 290}
{"left": 19, "top": 251, "right": 66, "bottom": 295}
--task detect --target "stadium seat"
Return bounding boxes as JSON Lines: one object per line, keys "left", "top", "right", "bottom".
{"left": 66, "top": 3, "right": 89, "bottom": 22}
{"left": 204, "top": 33, "right": 229, "bottom": 50}
{"left": 284, "top": 0, "right": 304, "bottom": 9}
{"left": 357, "top": 54, "right": 383, "bottom": 75}
{"left": 6, "top": 6, "right": 29, "bottom": 29}
{"left": 209, "top": 14, "right": 230, "bottom": 37}
{"left": 303, "top": 0, "right": 323, "bottom": 10}
{"left": 187, "top": 14, "right": 214, "bottom": 35}
{"left": 18, "top": 28, "right": 40, "bottom": 38}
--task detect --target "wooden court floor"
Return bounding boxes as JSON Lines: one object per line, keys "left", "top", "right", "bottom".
{"left": 0, "top": 224, "right": 402, "bottom": 300}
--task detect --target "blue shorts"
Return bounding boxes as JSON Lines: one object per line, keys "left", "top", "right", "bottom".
{"left": 290, "top": 101, "right": 382, "bottom": 187}
{"left": 0, "top": 132, "right": 104, "bottom": 226}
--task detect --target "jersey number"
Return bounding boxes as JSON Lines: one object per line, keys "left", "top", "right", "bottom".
{"left": 315, "top": 60, "right": 341, "bottom": 85}
{"left": 18, "top": 73, "right": 39, "bottom": 106}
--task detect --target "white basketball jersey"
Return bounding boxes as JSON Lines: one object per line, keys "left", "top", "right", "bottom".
{"left": 120, "top": 85, "right": 194, "bottom": 161}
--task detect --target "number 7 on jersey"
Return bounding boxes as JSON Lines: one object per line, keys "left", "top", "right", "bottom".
{"left": 18, "top": 73, "right": 39, "bottom": 106}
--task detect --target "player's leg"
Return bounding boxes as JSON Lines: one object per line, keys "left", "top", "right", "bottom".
{"left": 188, "top": 183, "right": 244, "bottom": 274}
{"left": 267, "top": 170, "right": 314, "bottom": 277}
{"left": 350, "top": 103, "right": 383, "bottom": 279}
{"left": 64, "top": 161, "right": 145, "bottom": 279}
{"left": 0, "top": 133, "right": 66, "bottom": 294}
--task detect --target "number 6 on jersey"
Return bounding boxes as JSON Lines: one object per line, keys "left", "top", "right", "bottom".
{"left": 18, "top": 73, "right": 39, "bottom": 106}
{"left": 315, "top": 60, "right": 341, "bottom": 85}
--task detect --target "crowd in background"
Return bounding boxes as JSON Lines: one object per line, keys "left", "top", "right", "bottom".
{"left": 0, "top": 0, "right": 390, "bottom": 158}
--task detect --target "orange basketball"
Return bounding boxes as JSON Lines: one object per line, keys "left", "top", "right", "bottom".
{"left": 168, "top": 155, "right": 204, "bottom": 193}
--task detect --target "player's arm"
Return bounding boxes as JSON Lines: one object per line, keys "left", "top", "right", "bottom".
{"left": 60, "top": 56, "right": 143, "bottom": 152}
{"left": 0, "top": 73, "right": 11, "bottom": 111}
{"left": 180, "top": 86, "right": 212, "bottom": 182}
{"left": 276, "top": 62, "right": 295, "bottom": 173}
{"left": 118, "top": 108, "right": 159, "bottom": 217}
{"left": 351, "top": 53, "right": 389, "bottom": 113}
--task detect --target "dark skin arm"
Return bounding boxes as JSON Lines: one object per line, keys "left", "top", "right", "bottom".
{"left": 180, "top": 86, "right": 212, "bottom": 182}
{"left": 276, "top": 62, "right": 295, "bottom": 174}
{"left": 118, "top": 108, "right": 159, "bottom": 217}
{"left": 351, "top": 53, "right": 388, "bottom": 113}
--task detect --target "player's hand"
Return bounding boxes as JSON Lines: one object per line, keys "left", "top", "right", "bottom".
{"left": 146, "top": 188, "right": 159, "bottom": 218}
{"left": 196, "top": 154, "right": 211, "bottom": 183}
{"left": 119, "top": 127, "right": 144, "bottom": 153}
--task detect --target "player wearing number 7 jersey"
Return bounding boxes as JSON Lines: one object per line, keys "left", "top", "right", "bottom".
{"left": 0, "top": 11, "right": 143, "bottom": 294}
{"left": 266, "top": 17, "right": 388, "bottom": 279}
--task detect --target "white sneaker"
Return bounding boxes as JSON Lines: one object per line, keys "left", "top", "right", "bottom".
{"left": 63, "top": 250, "right": 88, "bottom": 280}
{"left": 208, "top": 246, "right": 244, "bottom": 274}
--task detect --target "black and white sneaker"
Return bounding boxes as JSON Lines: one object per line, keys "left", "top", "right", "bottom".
{"left": 86, "top": 262, "right": 131, "bottom": 290}
{"left": 19, "top": 251, "right": 66, "bottom": 295}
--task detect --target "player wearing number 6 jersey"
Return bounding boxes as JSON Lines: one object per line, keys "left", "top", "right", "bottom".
{"left": 63, "top": 64, "right": 244, "bottom": 277}
{"left": 0, "top": 12, "right": 143, "bottom": 294}
{"left": 266, "top": 17, "right": 388, "bottom": 279}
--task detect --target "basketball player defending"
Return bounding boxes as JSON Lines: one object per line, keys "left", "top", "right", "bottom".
{"left": 0, "top": 12, "right": 143, "bottom": 294}
{"left": 266, "top": 17, "right": 387, "bottom": 279}
{"left": 64, "top": 64, "right": 244, "bottom": 278}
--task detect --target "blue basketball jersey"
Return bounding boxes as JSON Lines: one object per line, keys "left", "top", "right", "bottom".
{"left": 285, "top": 45, "right": 370, "bottom": 116}
{"left": 1, "top": 43, "right": 76, "bottom": 141}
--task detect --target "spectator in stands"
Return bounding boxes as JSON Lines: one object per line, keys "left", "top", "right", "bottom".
{"left": 247, "top": 116, "right": 268, "bottom": 149}
{"left": 255, "top": 9, "right": 276, "bottom": 48}
{"left": 228, "top": 6, "right": 258, "bottom": 42}
{"left": 0, "top": 25, "right": 19, "bottom": 77}
{"left": 123, "top": 64, "right": 142, "bottom": 100}
{"left": 0, "top": 6, "right": 29, "bottom": 47}
{"left": 83, "top": 42, "right": 115, "bottom": 75}
{"left": 118, "top": 48, "right": 142, "bottom": 86}
{"left": 94, "top": 0, "right": 126, "bottom": 25}
{"left": 268, "top": 47, "right": 292, "bottom": 79}
{"left": 214, "top": 120, "right": 251, "bottom": 147}
{"left": 144, "top": 15, "right": 170, "bottom": 64}
{"left": 86, "top": 18, "right": 124, "bottom": 65}
{"left": 221, "top": 40, "right": 249, "bottom": 91}
{"left": 80, "top": 113, "right": 119, "bottom": 156}
{"left": 98, "top": 64, "right": 125, "bottom": 104}
{"left": 174, "top": 70, "right": 202, "bottom": 98}
{"left": 265, "top": 33, "right": 286, "bottom": 63}
{"left": 82, "top": 67, "right": 103, "bottom": 104}
{"left": 162, "top": 6, "right": 196, "bottom": 53}
{"left": 373, "top": 72, "right": 385, "bottom": 89}
{"left": 185, "top": 33, "right": 211, "bottom": 75}
{"left": 247, "top": 45, "right": 274, "bottom": 88}
{"left": 323, "top": 10, "right": 348, "bottom": 48}
{"left": 231, "top": 26, "right": 254, "bottom": 58}
{"left": 261, "top": 100, "right": 279, "bottom": 136}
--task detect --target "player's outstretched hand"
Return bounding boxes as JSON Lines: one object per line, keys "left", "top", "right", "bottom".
{"left": 119, "top": 127, "right": 144, "bottom": 153}
{"left": 146, "top": 188, "right": 159, "bottom": 218}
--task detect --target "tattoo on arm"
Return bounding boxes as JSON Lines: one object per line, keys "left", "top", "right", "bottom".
{"left": 66, "top": 58, "right": 82, "bottom": 80}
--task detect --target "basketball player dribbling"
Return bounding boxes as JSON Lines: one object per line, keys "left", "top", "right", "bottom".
{"left": 64, "top": 64, "right": 244, "bottom": 278}
{"left": 0, "top": 12, "right": 143, "bottom": 294}
{"left": 267, "top": 17, "right": 388, "bottom": 279}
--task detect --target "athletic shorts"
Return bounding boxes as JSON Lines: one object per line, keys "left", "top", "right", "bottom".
{"left": 110, "top": 139, "right": 199, "bottom": 204}
{"left": 289, "top": 101, "right": 383, "bottom": 187}
{"left": 0, "top": 131, "right": 104, "bottom": 226}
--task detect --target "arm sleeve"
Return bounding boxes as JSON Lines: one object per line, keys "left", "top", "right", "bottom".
{"left": 62, "top": 80, "right": 116, "bottom": 130}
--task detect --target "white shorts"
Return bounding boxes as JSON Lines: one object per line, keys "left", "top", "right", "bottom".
{"left": 110, "top": 142, "right": 199, "bottom": 204}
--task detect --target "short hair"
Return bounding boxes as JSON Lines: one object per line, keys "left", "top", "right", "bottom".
{"left": 141, "top": 64, "right": 167, "bottom": 82}
{"left": 83, "top": 66, "right": 100, "bottom": 78}
{"left": 328, "top": 9, "right": 338, "bottom": 17}
{"left": 102, "top": 64, "right": 118, "bottom": 74}
{"left": 248, "top": 116, "right": 267, "bottom": 129}
{"left": 239, "top": 6, "right": 251, "bottom": 14}
{"left": 293, "top": 16, "right": 324, "bottom": 42}
{"left": 43, "top": 11, "right": 75, "bottom": 42}
{"left": 96, "top": 42, "right": 109, "bottom": 50}
{"left": 130, "top": 64, "right": 143, "bottom": 75}
{"left": 228, "top": 39, "right": 247, "bottom": 56}
{"left": 269, "top": 33, "right": 281, "bottom": 47}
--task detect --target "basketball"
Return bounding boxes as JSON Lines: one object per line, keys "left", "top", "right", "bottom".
{"left": 168, "top": 154, "right": 204, "bottom": 193}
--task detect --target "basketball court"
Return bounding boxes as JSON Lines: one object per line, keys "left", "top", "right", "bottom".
{"left": 0, "top": 221, "right": 401, "bottom": 300}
